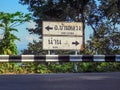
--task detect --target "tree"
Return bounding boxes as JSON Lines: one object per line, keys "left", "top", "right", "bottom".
{"left": 19, "top": 0, "right": 90, "bottom": 54}
{"left": 20, "top": 0, "right": 120, "bottom": 55}
{"left": 85, "top": 0, "right": 120, "bottom": 54}
{"left": 0, "top": 12, "right": 31, "bottom": 55}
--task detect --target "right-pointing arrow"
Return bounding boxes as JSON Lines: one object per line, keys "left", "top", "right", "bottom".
{"left": 72, "top": 41, "right": 79, "bottom": 46}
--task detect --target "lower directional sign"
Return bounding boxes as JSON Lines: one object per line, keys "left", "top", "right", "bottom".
{"left": 43, "top": 36, "right": 83, "bottom": 50}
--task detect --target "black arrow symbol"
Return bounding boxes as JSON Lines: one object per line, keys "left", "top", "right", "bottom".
{"left": 45, "top": 26, "right": 53, "bottom": 31}
{"left": 72, "top": 41, "right": 79, "bottom": 46}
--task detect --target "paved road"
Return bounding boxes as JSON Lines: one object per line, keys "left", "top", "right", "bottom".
{"left": 0, "top": 72, "right": 120, "bottom": 90}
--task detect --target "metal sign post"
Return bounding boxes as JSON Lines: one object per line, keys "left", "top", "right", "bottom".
{"left": 74, "top": 51, "right": 78, "bottom": 72}
{"left": 48, "top": 50, "right": 51, "bottom": 55}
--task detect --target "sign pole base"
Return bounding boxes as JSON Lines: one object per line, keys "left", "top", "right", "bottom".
{"left": 48, "top": 51, "right": 51, "bottom": 55}
{"left": 74, "top": 51, "right": 78, "bottom": 73}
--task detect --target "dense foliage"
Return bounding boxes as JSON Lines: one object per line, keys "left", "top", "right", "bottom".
{"left": 85, "top": 0, "right": 120, "bottom": 54}
{"left": 0, "top": 12, "right": 31, "bottom": 55}
{"left": 0, "top": 62, "right": 120, "bottom": 74}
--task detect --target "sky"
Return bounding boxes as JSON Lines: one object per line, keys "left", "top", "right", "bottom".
{"left": 0, "top": 0, "right": 92, "bottom": 54}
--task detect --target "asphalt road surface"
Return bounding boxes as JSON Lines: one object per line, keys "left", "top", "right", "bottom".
{"left": 0, "top": 72, "right": 120, "bottom": 90}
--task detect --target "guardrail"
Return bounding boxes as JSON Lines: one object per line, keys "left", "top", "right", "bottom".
{"left": 0, "top": 55, "right": 120, "bottom": 62}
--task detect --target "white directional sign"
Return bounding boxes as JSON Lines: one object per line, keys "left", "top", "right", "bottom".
{"left": 43, "top": 21, "right": 83, "bottom": 36}
{"left": 42, "top": 21, "right": 84, "bottom": 50}
{"left": 43, "top": 36, "right": 83, "bottom": 50}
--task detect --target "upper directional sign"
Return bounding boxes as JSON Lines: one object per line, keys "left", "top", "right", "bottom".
{"left": 43, "top": 21, "right": 83, "bottom": 36}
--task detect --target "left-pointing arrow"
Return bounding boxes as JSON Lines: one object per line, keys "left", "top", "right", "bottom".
{"left": 45, "top": 26, "right": 53, "bottom": 31}
{"left": 72, "top": 41, "right": 79, "bottom": 46}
